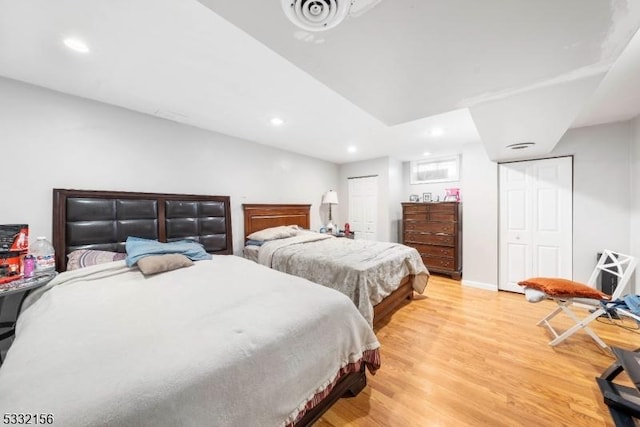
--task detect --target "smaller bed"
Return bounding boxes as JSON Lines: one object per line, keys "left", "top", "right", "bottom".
{"left": 243, "top": 204, "right": 429, "bottom": 325}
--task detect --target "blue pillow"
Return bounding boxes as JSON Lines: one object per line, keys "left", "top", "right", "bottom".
{"left": 125, "top": 236, "right": 212, "bottom": 267}
{"left": 246, "top": 239, "right": 265, "bottom": 246}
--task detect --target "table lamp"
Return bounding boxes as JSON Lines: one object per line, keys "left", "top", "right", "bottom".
{"left": 322, "top": 190, "right": 339, "bottom": 233}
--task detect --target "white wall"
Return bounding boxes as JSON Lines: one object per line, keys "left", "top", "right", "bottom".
{"left": 403, "top": 144, "right": 498, "bottom": 289}
{"left": 403, "top": 162, "right": 462, "bottom": 203}
{"left": 458, "top": 144, "right": 499, "bottom": 289}
{"left": 388, "top": 157, "right": 404, "bottom": 243}
{"left": 401, "top": 121, "right": 633, "bottom": 291}
{"left": 338, "top": 157, "right": 390, "bottom": 241}
{"left": 631, "top": 116, "right": 640, "bottom": 293}
{"left": 551, "top": 122, "right": 632, "bottom": 285}
{"left": 0, "top": 78, "right": 338, "bottom": 256}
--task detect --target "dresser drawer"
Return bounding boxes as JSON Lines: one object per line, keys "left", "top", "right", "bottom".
{"left": 423, "top": 256, "right": 456, "bottom": 270}
{"left": 410, "top": 244, "right": 454, "bottom": 258}
{"left": 404, "top": 232, "right": 455, "bottom": 246}
{"left": 404, "top": 221, "right": 455, "bottom": 234}
{"left": 404, "top": 213, "right": 428, "bottom": 221}
{"left": 403, "top": 204, "right": 429, "bottom": 214}
{"left": 429, "top": 203, "right": 456, "bottom": 213}
{"left": 429, "top": 212, "right": 457, "bottom": 222}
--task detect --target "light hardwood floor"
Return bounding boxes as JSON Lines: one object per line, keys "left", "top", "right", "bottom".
{"left": 319, "top": 275, "right": 640, "bottom": 426}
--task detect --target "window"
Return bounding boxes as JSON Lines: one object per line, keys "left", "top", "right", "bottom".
{"left": 410, "top": 154, "right": 460, "bottom": 184}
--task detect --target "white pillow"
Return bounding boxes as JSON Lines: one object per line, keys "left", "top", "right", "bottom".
{"left": 247, "top": 225, "right": 299, "bottom": 241}
{"left": 524, "top": 287, "right": 546, "bottom": 303}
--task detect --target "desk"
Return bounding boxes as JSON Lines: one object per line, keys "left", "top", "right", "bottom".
{"left": 0, "top": 273, "right": 56, "bottom": 363}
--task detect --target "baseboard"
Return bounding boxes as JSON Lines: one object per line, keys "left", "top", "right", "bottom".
{"left": 462, "top": 280, "right": 497, "bottom": 292}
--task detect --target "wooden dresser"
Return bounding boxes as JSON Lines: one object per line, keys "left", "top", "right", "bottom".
{"left": 401, "top": 202, "right": 462, "bottom": 280}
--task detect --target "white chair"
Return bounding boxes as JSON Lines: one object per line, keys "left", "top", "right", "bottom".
{"left": 533, "top": 250, "right": 637, "bottom": 349}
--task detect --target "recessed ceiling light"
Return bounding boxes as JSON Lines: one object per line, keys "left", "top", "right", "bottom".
{"left": 347, "top": 146, "right": 357, "bottom": 153}
{"left": 63, "top": 38, "right": 90, "bottom": 53}
{"left": 506, "top": 142, "right": 536, "bottom": 150}
{"left": 423, "top": 151, "right": 431, "bottom": 156}
{"left": 270, "top": 117, "right": 284, "bottom": 126}
{"left": 429, "top": 128, "right": 444, "bottom": 137}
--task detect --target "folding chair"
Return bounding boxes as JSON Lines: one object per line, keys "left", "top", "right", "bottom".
{"left": 522, "top": 250, "right": 637, "bottom": 349}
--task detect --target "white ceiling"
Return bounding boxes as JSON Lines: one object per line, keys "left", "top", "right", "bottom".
{"left": 0, "top": 0, "right": 639, "bottom": 164}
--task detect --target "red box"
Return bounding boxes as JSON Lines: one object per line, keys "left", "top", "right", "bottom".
{"left": 0, "top": 251, "right": 25, "bottom": 284}
{"left": 0, "top": 224, "right": 29, "bottom": 252}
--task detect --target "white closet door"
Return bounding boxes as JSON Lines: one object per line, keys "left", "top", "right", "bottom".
{"left": 499, "top": 157, "right": 572, "bottom": 293}
{"left": 348, "top": 176, "right": 378, "bottom": 241}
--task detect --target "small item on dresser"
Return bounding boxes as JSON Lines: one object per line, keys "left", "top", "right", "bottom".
{"left": 23, "top": 255, "right": 35, "bottom": 279}
{"left": 344, "top": 223, "right": 350, "bottom": 234}
{"left": 32, "top": 237, "right": 56, "bottom": 275}
{"left": 444, "top": 188, "right": 460, "bottom": 202}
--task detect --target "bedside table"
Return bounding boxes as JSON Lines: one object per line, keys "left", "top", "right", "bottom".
{"left": 0, "top": 273, "right": 57, "bottom": 363}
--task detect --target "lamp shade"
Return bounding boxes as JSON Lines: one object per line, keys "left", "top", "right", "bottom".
{"left": 322, "top": 190, "right": 339, "bottom": 205}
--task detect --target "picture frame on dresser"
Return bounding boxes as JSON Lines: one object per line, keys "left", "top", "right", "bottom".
{"left": 409, "top": 194, "right": 420, "bottom": 202}
{"left": 422, "top": 193, "right": 432, "bottom": 202}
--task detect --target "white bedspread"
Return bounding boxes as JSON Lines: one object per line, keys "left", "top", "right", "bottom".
{"left": 0, "top": 256, "right": 380, "bottom": 427}
{"left": 256, "top": 232, "right": 429, "bottom": 325}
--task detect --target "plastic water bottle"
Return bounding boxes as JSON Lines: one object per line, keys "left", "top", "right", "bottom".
{"left": 32, "top": 237, "right": 55, "bottom": 275}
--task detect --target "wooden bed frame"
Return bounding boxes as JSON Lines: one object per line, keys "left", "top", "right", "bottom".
{"left": 243, "top": 204, "right": 414, "bottom": 325}
{"left": 51, "top": 190, "right": 366, "bottom": 426}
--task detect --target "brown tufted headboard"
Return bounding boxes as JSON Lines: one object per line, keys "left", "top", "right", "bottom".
{"left": 52, "top": 189, "right": 232, "bottom": 272}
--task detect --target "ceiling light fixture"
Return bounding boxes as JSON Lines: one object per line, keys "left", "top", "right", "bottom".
{"left": 270, "top": 117, "right": 285, "bottom": 126}
{"left": 423, "top": 151, "right": 431, "bottom": 156}
{"left": 63, "top": 37, "right": 90, "bottom": 53}
{"left": 506, "top": 142, "right": 536, "bottom": 150}
{"left": 347, "top": 146, "right": 357, "bottom": 153}
{"left": 429, "top": 128, "right": 444, "bottom": 137}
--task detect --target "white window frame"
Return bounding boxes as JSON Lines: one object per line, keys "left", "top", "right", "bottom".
{"left": 410, "top": 154, "right": 461, "bottom": 184}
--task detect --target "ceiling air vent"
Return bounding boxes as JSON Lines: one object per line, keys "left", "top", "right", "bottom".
{"left": 282, "top": 0, "right": 352, "bottom": 31}
{"left": 506, "top": 142, "right": 536, "bottom": 150}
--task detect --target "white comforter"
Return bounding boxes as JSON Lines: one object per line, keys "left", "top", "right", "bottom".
{"left": 256, "top": 232, "right": 429, "bottom": 325}
{"left": 0, "top": 256, "right": 380, "bottom": 427}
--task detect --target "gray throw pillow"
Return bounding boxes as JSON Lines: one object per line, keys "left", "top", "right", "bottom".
{"left": 137, "top": 254, "right": 194, "bottom": 275}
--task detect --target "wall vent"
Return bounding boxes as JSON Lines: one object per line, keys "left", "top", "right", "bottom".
{"left": 506, "top": 142, "right": 536, "bottom": 150}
